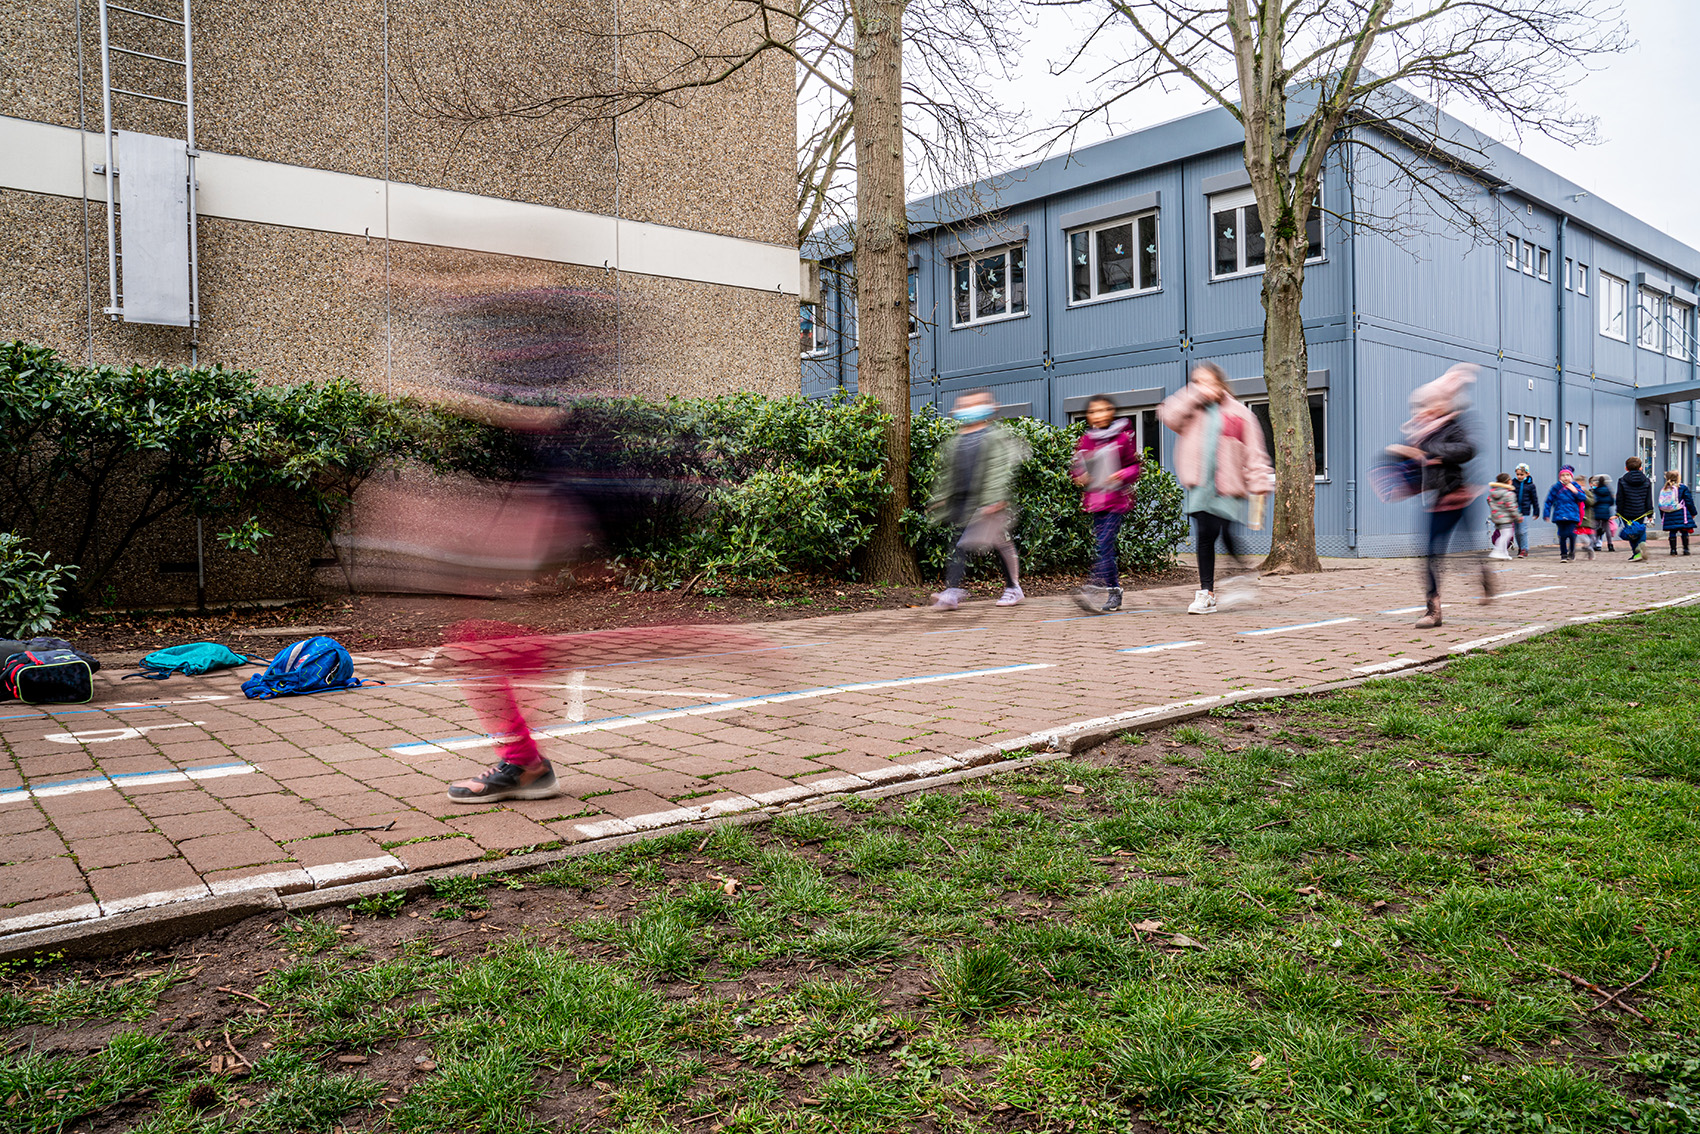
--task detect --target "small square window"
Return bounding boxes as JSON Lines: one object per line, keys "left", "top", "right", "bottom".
{"left": 1523, "top": 416, "right": 1537, "bottom": 449}
{"left": 1506, "top": 235, "right": 1519, "bottom": 270}
{"left": 1578, "top": 264, "right": 1589, "bottom": 297}
{"left": 1537, "top": 248, "right": 1551, "bottom": 281}
{"left": 1564, "top": 421, "right": 1572, "bottom": 454}
{"left": 1538, "top": 418, "right": 1552, "bottom": 452}
{"left": 1522, "top": 241, "right": 1536, "bottom": 276}
{"left": 1564, "top": 258, "right": 1573, "bottom": 291}
{"left": 951, "top": 243, "right": 1027, "bottom": 327}
{"left": 1577, "top": 423, "right": 1589, "bottom": 455}
{"left": 1507, "top": 413, "right": 1521, "bottom": 449}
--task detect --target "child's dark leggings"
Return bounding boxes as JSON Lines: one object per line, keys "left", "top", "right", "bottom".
{"left": 1671, "top": 530, "right": 1692, "bottom": 554}
{"left": 1192, "top": 511, "right": 1246, "bottom": 593}
{"left": 1554, "top": 520, "right": 1577, "bottom": 559}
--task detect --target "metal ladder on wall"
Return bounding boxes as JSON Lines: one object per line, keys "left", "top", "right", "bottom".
{"left": 96, "top": 0, "right": 200, "bottom": 331}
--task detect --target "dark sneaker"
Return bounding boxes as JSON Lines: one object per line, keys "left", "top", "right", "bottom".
{"left": 448, "top": 760, "right": 559, "bottom": 803}
{"left": 1103, "top": 587, "right": 1123, "bottom": 613}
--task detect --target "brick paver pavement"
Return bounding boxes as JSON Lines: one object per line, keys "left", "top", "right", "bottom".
{"left": 4, "top": 553, "right": 1697, "bottom": 937}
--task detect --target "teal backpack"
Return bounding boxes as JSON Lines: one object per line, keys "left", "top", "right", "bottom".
{"left": 123, "top": 642, "right": 261, "bottom": 680}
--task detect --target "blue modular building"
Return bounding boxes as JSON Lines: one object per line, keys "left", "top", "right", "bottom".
{"left": 800, "top": 103, "right": 1700, "bottom": 556}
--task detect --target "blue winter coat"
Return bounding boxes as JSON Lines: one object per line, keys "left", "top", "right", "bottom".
{"left": 1543, "top": 480, "right": 1586, "bottom": 523}
{"left": 1514, "top": 476, "right": 1540, "bottom": 516}
{"left": 1660, "top": 483, "right": 1696, "bottom": 531}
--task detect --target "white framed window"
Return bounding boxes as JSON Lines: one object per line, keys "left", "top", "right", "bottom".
{"left": 1523, "top": 416, "right": 1537, "bottom": 449}
{"left": 1639, "top": 287, "right": 1665, "bottom": 351}
{"left": 1577, "top": 263, "right": 1589, "bottom": 297}
{"left": 1506, "top": 235, "right": 1519, "bottom": 269}
{"left": 1564, "top": 421, "right": 1572, "bottom": 454}
{"left": 1600, "top": 273, "right": 1628, "bottom": 340}
{"left": 1537, "top": 248, "right": 1551, "bottom": 281}
{"left": 1244, "top": 393, "right": 1328, "bottom": 480}
{"left": 1522, "top": 241, "right": 1536, "bottom": 276}
{"left": 1577, "top": 423, "right": 1590, "bottom": 455}
{"left": 907, "top": 269, "right": 920, "bottom": 337}
{"left": 1507, "top": 413, "right": 1522, "bottom": 449}
{"left": 951, "top": 244, "right": 1027, "bottom": 326}
{"left": 1667, "top": 299, "right": 1694, "bottom": 360}
{"left": 800, "top": 302, "right": 828, "bottom": 357}
{"left": 1068, "top": 211, "right": 1160, "bottom": 303}
{"left": 1210, "top": 187, "right": 1322, "bottom": 279}
{"left": 1563, "top": 257, "right": 1573, "bottom": 290}
{"left": 1538, "top": 418, "right": 1552, "bottom": 452}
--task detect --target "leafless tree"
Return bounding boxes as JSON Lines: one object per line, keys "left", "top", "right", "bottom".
{"left": 1038, "top": 0, "right": 1628, "bottom": 573}
{"left": 404, "top": 0, "right": 1023, "bottom": 584}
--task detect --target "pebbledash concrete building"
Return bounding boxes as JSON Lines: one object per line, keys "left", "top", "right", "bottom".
{"left": 802, "top": 102, "right": 1700, "bottom": 556}
{"left": 1, "top": 1, "right": 800, "bottom": 399}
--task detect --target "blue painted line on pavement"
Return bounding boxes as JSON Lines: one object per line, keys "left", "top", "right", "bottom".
{"left": 1240, "top": 617, "right": 1359, "bottom": 636}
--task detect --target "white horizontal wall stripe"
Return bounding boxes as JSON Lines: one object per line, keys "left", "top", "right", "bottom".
{"left": 0, "top": 115, "right": 799, "bottom": 296}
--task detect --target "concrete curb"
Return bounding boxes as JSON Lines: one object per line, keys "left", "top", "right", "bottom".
{"left": 4, "top": 596, "right": 1693, "bottom": 961}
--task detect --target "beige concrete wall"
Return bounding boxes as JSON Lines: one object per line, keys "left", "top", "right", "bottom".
{"left": 0, "top": 0, "right": 796, "bottom": 396}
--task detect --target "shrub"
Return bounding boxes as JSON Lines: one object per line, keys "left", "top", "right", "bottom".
{"left": 906, "top": 405, "right": 1187, "bottom": 582}
{"left": 0, "top": 533, "right": 76, "bottom": 636}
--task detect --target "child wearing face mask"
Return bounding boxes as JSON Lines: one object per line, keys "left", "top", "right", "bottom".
{"left": 926, "top": 389, "right": 1029, "bottom": 611}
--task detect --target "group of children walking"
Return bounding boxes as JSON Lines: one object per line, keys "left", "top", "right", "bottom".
{"left": 1486, "top": 458, "right": 1693, "bottom": 563}
{"left": 926, "top": 368, "right": 1697, "bottom": 623}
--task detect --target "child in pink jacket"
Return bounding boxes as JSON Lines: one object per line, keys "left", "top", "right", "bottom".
{"left": 1157, "top": 362, "right": 1275, "bottom": 615}
{"left": 1070, "top": 395, "right": 1142, "bottom": 613}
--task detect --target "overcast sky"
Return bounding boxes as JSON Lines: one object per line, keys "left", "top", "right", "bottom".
{"left": 998, "top": 0, "right": 1699, "bottom": 249}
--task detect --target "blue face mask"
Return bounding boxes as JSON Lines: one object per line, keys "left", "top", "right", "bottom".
{"left": 952, "top": 403, "right": 995, "bottom": 423}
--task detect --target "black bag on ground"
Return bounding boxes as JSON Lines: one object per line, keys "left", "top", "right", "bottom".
{"left": 0, "top": 637, "right": 101, "bottom": 672}
{"left": 2, "top": 649, "right": 95, "bottom": 704}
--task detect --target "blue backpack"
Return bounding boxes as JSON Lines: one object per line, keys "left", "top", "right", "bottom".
{"left": 240, "top": 636, "right": 370, "bottom": 699}
{"left": 124, "top": 642, "right": 258, "bottom": 680}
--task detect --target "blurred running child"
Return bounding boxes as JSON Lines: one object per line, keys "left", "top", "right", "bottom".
{"left": 1070, "top": 395, "right": 1142, "bottom": 613}
{"left": 927, "top": 389, "right": 1027, "bottom": 611}
{"left": 1659, "top": 469, "right": 1695, "bottom": 556}
{"left": 1487, "top": 472, "right": 1518, "bottom": 559}
{"left": 1157, "top": 362, "right": 1274, "bottom": 615}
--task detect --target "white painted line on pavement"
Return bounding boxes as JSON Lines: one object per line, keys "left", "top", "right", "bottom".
{"left": 1381, "top": 604, "right": 1451, "bottom": 615}
{"left": 1496, "top": 585, "right": 1566, "bottom": 598}
{"left": 304, "top": 855, "right": 404, "bottom": 888}
{"left": 1643, "top": 591, "right": 1700, "bottom": 609}
{"left": 101, "top": 884, "right": 212, "bottom": 917}
{"left": 1118, "top": 641, "right": 1203, "bottom": 654}
{"left": 0, "top": 901, "right": 104, "bottom": 937}
{"left": 45, "top": 721, "right": 206, "bottom": 745}
{"left": 390, "top": 663, "right": 1055, "bottom": 756}
{"left": 1449, "top": 625, "right": 1548, "bottom": 653}
{"left": 1354, "top": 659, "right": 1423, "bottom": 674}
{"left": 208, "top": 868, "right": 314, "bottom": 897}
{"left": 1240, "top": 618, "right": 1359, "bottom": 636}
{"left": 1611, "top": 570, "right": 1682, "bottom": 579}
{"left": 0, "top": 762, "right": 255, "bottom": 805}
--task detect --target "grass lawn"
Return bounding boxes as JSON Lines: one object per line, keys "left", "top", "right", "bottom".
{"left": 5, "top": 608, "right": 1700, "bottom": 1133}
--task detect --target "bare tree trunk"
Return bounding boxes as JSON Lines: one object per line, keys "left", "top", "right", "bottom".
{"left": 851, "top": 0, "right": 920, "bottom": 584}
{"left": 1259, "top": 234, "right": 1322, "bottom": 574}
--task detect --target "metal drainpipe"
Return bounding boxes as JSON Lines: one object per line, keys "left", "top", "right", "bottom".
{"left": 834, "top": 261, "right": 845, "bottom": 391}
{"left": 1556, "top": 215, "right": 1567, "bottom": 473}
{"left": 1042, "top": 199, "right": 1054, "bottom": 422}
{"left": 1342, "top": 140, "right": 1358, "bottom": 551}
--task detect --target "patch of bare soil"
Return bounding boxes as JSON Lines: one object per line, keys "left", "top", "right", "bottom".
{"left": 57, "top": 564, "right": 1196, "bottom": 656}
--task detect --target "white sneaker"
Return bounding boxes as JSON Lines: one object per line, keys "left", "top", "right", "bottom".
{"left": 996, "top": 587, "right": 1024, "bottom": 607}
{"left": 928, "top": 588, "right": 965, "bottom": 611}
{"left": 1187, "top": 589, "right": 1217, "bottom": 615}
{"left": 1488, "top": 545, "right": 1511, "bottom": 560}
{"left": 1216, "top": 578, "right": 1258, "bottom": 610}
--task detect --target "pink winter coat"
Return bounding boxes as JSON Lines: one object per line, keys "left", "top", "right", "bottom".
{"left": 1071, "top": 420, "right": 1142, "bottom": 513}
{"left": 1156, "top": 383, "right": 1275, "bottom": 498}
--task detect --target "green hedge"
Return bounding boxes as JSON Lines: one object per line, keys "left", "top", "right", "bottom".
{"left": 1, "top": 342, "right": 1185, "bottom": 603}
